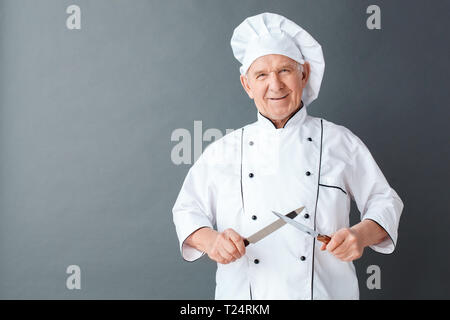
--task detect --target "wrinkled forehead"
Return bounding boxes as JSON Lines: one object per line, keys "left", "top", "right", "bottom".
{"left": 247, "top": 54, "right": 299, "bottom": 75}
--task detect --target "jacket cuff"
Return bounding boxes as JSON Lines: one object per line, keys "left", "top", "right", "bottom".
{"left": 179, "top": 225, "right": 213, "bottom": 262}
{"left": 362, "top": 215, "right": 397, "bottom": 254}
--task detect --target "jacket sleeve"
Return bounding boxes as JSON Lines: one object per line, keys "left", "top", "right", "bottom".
{"left": 172, "top": 152, "right": 217, "bottom": 262}
{"left": 348, "top": 134, "right": 404, "bottom": 254}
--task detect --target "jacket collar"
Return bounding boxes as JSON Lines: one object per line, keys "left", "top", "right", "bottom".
{"left": 256, "top": 101, "right": 307, "bottom": 130}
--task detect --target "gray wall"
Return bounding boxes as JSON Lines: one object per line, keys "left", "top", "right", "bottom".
{"left": 0, "top": 0, "right": 448, "bottom": 299}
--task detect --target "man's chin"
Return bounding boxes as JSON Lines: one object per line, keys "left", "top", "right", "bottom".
{"left": 267, "top": 108, "right": 291, "bottom": 120}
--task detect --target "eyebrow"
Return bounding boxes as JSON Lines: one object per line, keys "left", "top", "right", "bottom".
{"left": 251, "top": 63, "right": 297, "bottom": 76}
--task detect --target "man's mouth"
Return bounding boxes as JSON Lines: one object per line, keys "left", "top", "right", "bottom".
{"left": 268, "top": 93, "right": 289, "bottom": 100}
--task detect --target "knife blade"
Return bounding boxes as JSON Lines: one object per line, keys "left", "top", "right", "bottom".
{"left": 271, "top": 210, "right": 331, "bottom": 245}
{"left": 243, "top": 207, "right": 305, "bottom": 247}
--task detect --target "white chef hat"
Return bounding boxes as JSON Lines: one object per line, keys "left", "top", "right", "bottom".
{"left": 230, "top": 12, "right": 325, "bottom": 106}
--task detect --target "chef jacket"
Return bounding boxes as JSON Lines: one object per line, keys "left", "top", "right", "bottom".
{"left": 172, "top": 105, "right": 403, "bottom": 300}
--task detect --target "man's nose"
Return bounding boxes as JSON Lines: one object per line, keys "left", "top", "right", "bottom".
{"left": 267, "top": 72, "right": 284, "bottom": 91}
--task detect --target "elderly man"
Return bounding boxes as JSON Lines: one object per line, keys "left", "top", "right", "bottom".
{"left": 172, "top": 12, "right": 403, "bottom": 300}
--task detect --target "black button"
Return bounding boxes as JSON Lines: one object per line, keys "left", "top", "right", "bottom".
{"left": 304, "top": 213, "right": 309, "bottom": 219}
{"left": 300, "top": 256, "right": 306, "bottom": 261}
{"left": 249, "top": 141, "right": 254, "bottom": 146}
{"left": 307, "top": 137, "right": 312, "bottom": 141}
{"left": 252, "top": 215, "right": 257, "bottom": 220}
{"left": 249, "top": 173, "right": 254, "bottom": 178}
{"left": 254, "top": 259, "right": 259, "bottom": 264}
{"left": 305, "top": 171, "right": 311, "bottom": 176}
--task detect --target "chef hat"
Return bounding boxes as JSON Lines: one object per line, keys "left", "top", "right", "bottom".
{"left": 230, "top": 12, "right": 325, "bottom": 106}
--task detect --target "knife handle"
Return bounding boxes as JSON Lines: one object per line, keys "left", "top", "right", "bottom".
{"left": 317, "top": 234, "right": 331, "bottom": 245}
{"left": 244, "top": 239, "right": 250, "bottom": 247}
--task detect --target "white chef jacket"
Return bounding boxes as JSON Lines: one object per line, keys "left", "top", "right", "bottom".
{"left": 172, "top": 104, "right": 403, "bottom": 300}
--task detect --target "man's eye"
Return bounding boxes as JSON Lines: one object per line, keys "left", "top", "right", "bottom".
{"left": 256, "top": 74, "right": 266, "bottom": 79}
{"left": 280, "top": 69, "right": 289, "bottom": 73}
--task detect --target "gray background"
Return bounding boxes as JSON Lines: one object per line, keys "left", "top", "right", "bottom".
{"left": 0, "top": 0, "right": 449, "bottom": 299}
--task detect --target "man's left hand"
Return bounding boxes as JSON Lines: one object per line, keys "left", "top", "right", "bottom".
{"left": 320, "top": 228, "right": 364, "bottom": 262}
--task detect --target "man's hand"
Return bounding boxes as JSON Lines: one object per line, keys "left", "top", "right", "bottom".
{"left": 320, "top": 219, "right": 389, "bottom": 262}
{"left": 185, "top": 227, "right": 246, "bottom": 264}
{"left": 320, "top": 228, "right": 364, "bottom": 261}
{"left": 206, "top": 228, "right": 246, "bottom": 264}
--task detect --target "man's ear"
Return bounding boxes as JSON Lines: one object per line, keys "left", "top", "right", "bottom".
{"left": 301, "top": 62, "right": 311, "bottom": 87}
{"left": 240, "top": 74, "right": 254, "bottom": 99}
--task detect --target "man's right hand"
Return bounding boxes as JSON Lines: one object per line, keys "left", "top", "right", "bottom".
{"left": 206, "top": 228, "right": 246, "bottom": 264}
{"left": 185, "top": 227, "right": 246, "bottom": 264}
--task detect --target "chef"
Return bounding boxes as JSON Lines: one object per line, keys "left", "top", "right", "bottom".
{"left": 172, "top": 12, "right": 403, "bottom": 300}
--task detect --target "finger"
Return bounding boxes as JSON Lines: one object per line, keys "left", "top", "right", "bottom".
{"left": 218, "top": 249, "right": 234, "bottom": 263}
{"left": 333, "top": 245, "right": 356, "bottom": 261}
{"left": 224, "top": 228, "right": 241, "bottom": 242}
{"left": 216, "top": 257, "right": 226, "bottom": 264}
{"left": 225, "top": 229, "right": 243, "bottom": 244}
{"left": 224, "top": 229, "right": 246, "bottom": 258}
{"left": 326, "top": 232, "right": 345, "bottom": 252}
{"left": 229, "top": 235, "right": 246, "bottom": 257}
{"left": 218, "top": 257, "right": 231, "bottom": 264}
{"left": 339, "top": 253, "right": 354, "bottom": 262}
{"left": 320, "top": 243, "right": 327, "bottom": 251}
{"left": 330, "top": 239, "right": 349, "bottom": 255}
{"left": 232, "top": 239, "right": 246, "bottom": 257}
{"left": 222, "top": 238, "right": 243, "bottom": 260}
{"left": 214, "top": 253, "right": 228, "bottom": 264}
{"left": 221, "top": 239, "right": 239, "bottom": 258}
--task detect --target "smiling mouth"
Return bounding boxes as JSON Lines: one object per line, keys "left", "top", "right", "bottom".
{"left": 268, "top": 94, "right": 289, "bottom": 100}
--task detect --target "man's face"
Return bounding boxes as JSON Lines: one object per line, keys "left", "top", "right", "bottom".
{"left": 240, "top": 54, "right": 310, "bottom": 124}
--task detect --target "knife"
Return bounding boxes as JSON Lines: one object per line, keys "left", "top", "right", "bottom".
{"left": 272, "top": 210, "right": 331, "bottom": 245}
{"left": 243, "top": 207, "right": 305, "bottom": 247}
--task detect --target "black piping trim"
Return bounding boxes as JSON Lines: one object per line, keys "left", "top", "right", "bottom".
{"left": 311, "top": 119, "right": 323, "bottom": 300}
{"left": 319, "top": 183, "right": 347, "bottom": 195}
{"left": 240, "top": 128, "right": 245, "bottom": 213}
{"left": 257, "top": 112, "right": 277, "bottom": 128}
{"left": 363, "top": 218, "right": 396, "bottom": 255}
{"left": 242, "top": 128, "right": 252, "bottom": 300}
{"left": 258, "top": 101, "right": 304, "bottom": 129}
